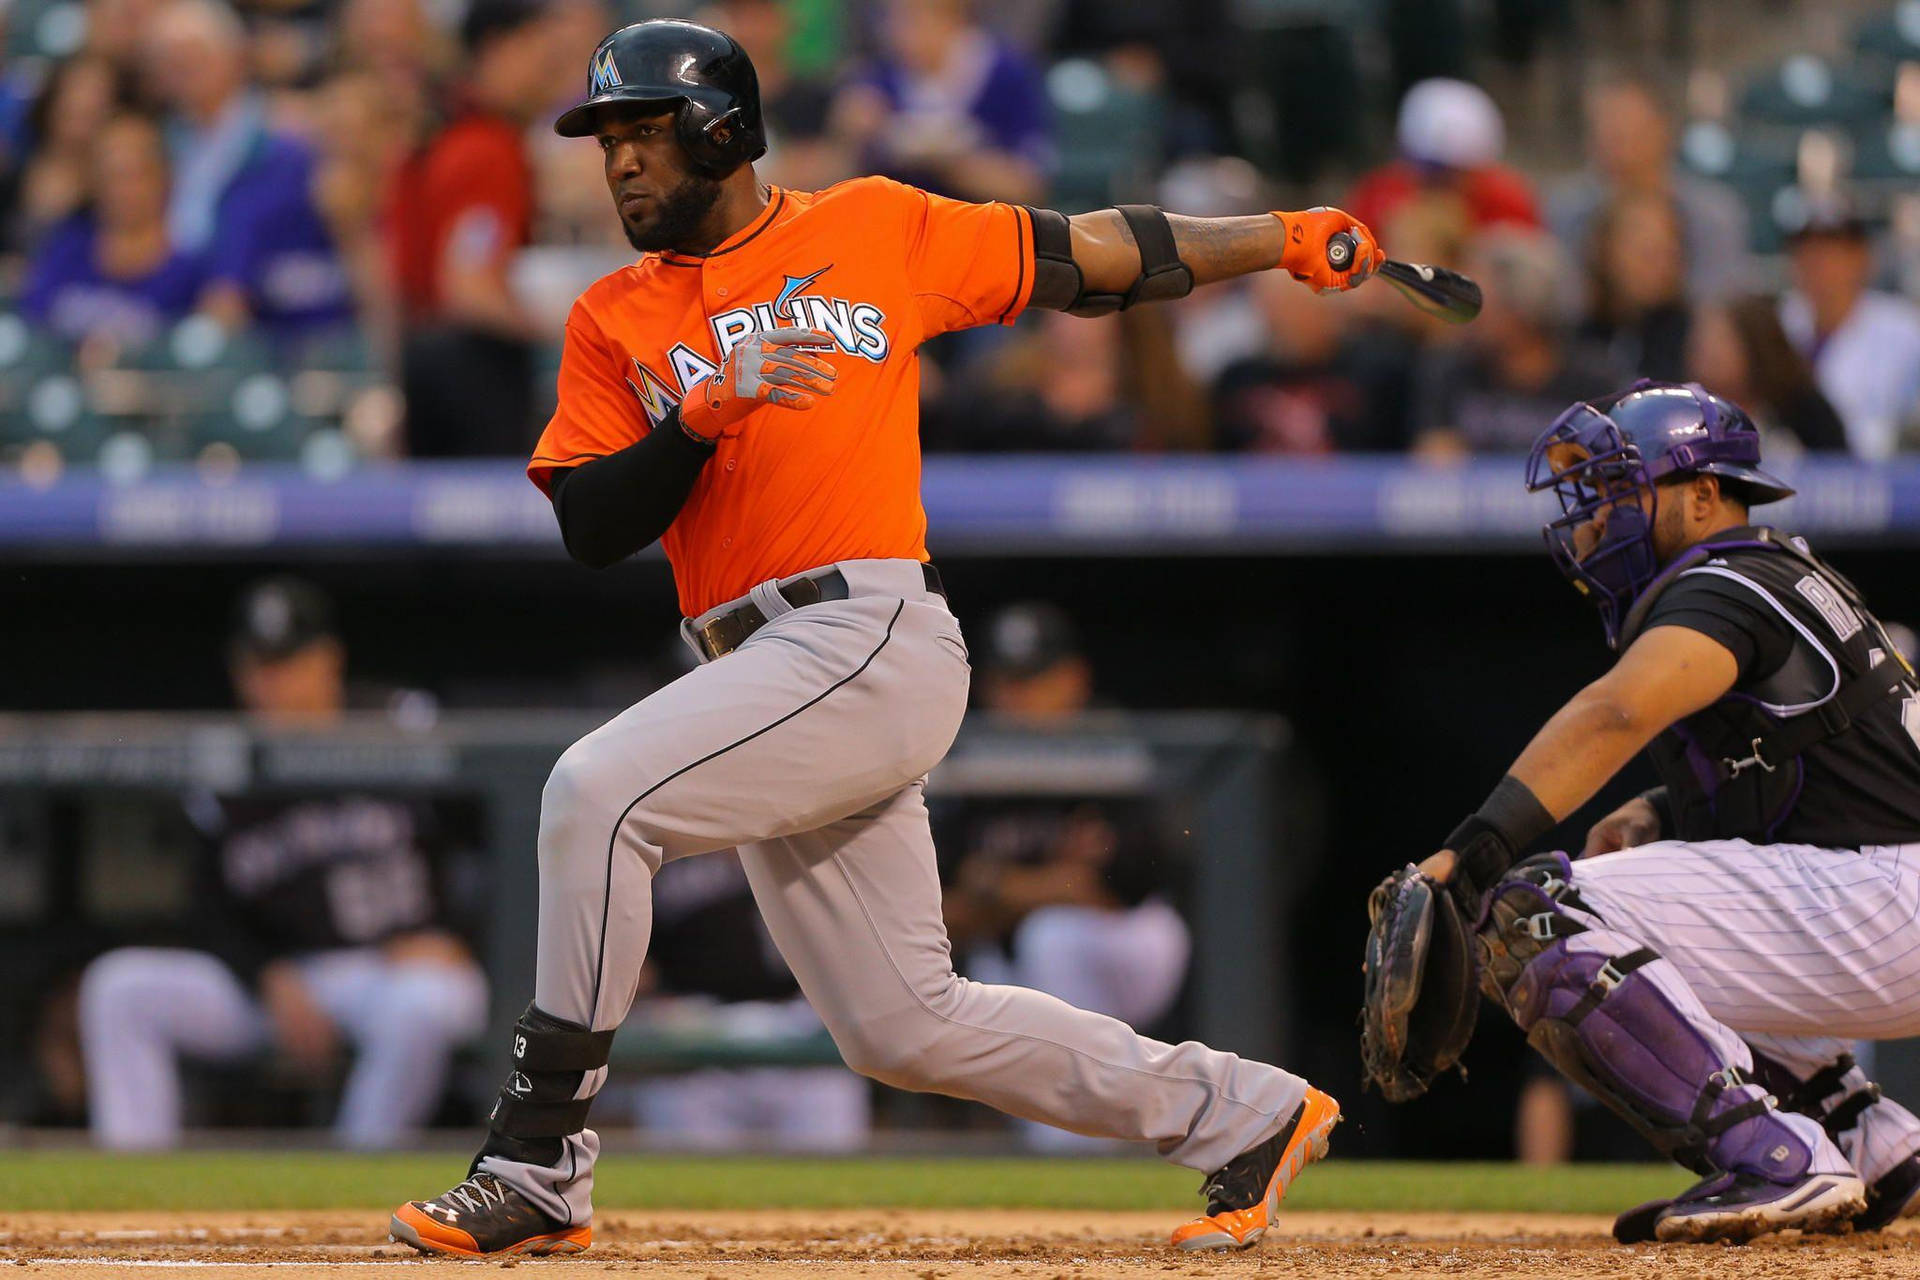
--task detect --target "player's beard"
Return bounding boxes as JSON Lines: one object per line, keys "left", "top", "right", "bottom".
{"left": 621, "top": 172, "right": 725, "bottom": 253}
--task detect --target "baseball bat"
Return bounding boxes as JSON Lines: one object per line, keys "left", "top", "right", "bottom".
{"left": 1325, "top": 231, "right": 1483, "bottom": 324}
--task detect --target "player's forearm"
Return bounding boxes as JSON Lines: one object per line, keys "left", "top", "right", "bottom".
{"left": 549, "top": 410, "right": 716, "bottom": 568}
{"left": 1506, "top": 688, "right": 1666, "bottom": 821}
{"left": 1068, "top": 210, "right": 1282, "bottom": 293}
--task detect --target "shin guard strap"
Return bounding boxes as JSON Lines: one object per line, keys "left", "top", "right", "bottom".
{"left": 1824, "top": 1084, "right": 1882, "bottom": 1136}
{"left": 511, "top": 1006, "right": 615, "bottom": 1073}
{"left": 1692, "top": 1067, "right": 1769, "bottom": 1141}
{"left": 489, "top": 1094, "right": 593, "bottom": 1139}
{"left": 1561, "top": 947, "right": 1658, "bottom": 1026}
{"left": 1781, "top": 1054, "right": 1858, "bottom": 1114}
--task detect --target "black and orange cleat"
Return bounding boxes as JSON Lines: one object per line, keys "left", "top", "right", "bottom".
{"left": 389, "top": 1172, "right": 591, "bottom": 1259}
{"left": 1169, "top": 1087, "right": 1340, "bottom": 1252}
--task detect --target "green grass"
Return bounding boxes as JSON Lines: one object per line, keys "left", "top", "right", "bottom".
{"left": 0, "top": 1152, "right": 1690, "bottom": 1215}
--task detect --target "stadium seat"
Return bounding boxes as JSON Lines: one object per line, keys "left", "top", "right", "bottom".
{"left": 1678, "top": 121, "right": 1798, "bottom": 253}
{"left": 1854, "top": 0, "right": 1920, "bottom": 63}
{"left": 1852, "top": 120, "right": 1920, "bottom": 180}
{"left": 1045, "top": 58, "right": 1166, "bottom": 212}
{"left": 1739, "top": 54, "right": 1893, "bottom": 131}
{"left": 5, "top": 0, "right": 85, "bottom": 61}
{"left": 0, "top": 371, "right": 112, "bottom": 466}
{"left": 117, "top": 316, "right": 274, "bottom": 377}
{"left": 187, "top": 371, "right": 317, "bottom": 462}
{"left": 0, "top": 318, "right": 75, "bottom": 436}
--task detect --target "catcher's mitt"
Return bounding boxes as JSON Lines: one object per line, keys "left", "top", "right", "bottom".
{"left": 1359, "top": 865, "right": 1480, "bottom": 1102}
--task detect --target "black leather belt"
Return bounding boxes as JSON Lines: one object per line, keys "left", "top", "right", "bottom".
{"left": 691, "top": 563, "right": 945, "bottom": 661}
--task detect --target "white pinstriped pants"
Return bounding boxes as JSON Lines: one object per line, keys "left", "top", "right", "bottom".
{"left": 1575, "top": 838, "right": 1920, "bottom": 1181}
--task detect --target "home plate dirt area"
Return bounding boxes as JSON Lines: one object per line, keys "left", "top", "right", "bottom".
{"left": 3, "top": 1210, "right": 1916, "bottom": 1278}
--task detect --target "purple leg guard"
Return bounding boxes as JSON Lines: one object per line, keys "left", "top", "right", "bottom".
{"left": 1477, "top": 854, "right": 1813, "bottom": 1182}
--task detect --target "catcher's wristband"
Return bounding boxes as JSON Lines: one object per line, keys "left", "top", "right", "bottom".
{"left": 1444, "top": 774, "right": 1555, "bottom": 903}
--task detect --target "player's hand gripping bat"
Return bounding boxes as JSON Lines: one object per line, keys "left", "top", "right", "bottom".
{"left": 1326, "top": 231, "right": 1483, "bottom": 324}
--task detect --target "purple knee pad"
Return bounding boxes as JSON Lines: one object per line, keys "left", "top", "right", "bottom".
{"left": 1479, "top": 864, "right": 1811, "bottom": 1182}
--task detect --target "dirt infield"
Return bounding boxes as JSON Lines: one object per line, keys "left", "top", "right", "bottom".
{"left": 2, "top": 1209, "right": 1916, "bottom": 1277}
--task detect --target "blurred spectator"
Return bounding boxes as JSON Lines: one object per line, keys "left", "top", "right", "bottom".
{"left": 21, "top": 112, "right": 208, "bottom": 351}
{"left": 305, "top": 71, "right": 404, "bottom": 361}
{"left": 388, "top": 0, "right": 561, "bottom": 457}
{"left": 1687, "top": 294, "right": 1848, "bottom": 451}
{"left": 1546, "top": 70, "right": 1751, "bottom": 303}
{"left": 697, "top": 0, "right": 849, "bottom": 192}
{"left": 1211, "top": 272, "right": 1417, "bottom": 453}
{"left": 929, "top": 308, "right": 1206, "bottom": 451}
{"left": 939, "top": 603, "right": 1190, "bottom": 1148}
{"left": 1410, "top": 229, "right": 1622, "bottom": 456}
{"left": 1347, "top": 78, "right": 1539, "bottom": 263}
{"left": 76, "top": 578, "right": 487, "bottom": 1149}
{"left": 148, "top": 0, "right": 355, "bottom": 343}
{"left": 622, "top": 851, "right": 870, "bottom": 1152}
{"left": 331, "top": 0, "right": 446, "bottom": 151}
{"left": 835, "top": 0, "right": 1051, "bottom": 204}
{"left": 1577, "top": 191, "right": 1690, "bottom": 383}
{"left": 11, "top": 56, "right": 134, "bottom": 253}
{"left": 85, "top": 0, "right": 173, "bottom": 82}
{"left": 1777, "top": 193, "right": 1920, "bottom": 459}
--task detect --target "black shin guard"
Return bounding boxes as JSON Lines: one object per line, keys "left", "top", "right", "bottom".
{"left": 473, "top": 1005, "right": 615, "bottom": 1170}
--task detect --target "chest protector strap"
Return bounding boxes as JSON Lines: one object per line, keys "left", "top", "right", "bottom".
{"left": 1717, "top": 659, "right": 1910, "bottom": 781}
{"left": 1622, "top": 529, "right": 1917, "bottom": 789}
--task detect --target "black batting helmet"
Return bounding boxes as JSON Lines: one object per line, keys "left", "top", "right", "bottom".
{"left": 553, "top": 20, "right": 766, "bottom": 178}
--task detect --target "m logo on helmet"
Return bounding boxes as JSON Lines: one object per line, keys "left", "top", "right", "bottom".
{"left": 589, "top": 45, "right": 623, "bottom": 95}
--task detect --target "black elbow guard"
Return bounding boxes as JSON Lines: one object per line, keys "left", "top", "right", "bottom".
{"left": 1026, "top": 205, "right": 1194, "bottom": 317}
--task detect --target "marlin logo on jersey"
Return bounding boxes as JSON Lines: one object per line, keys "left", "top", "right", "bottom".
{"left": 773, "top": 265, "right": 834, "bottom": 321}
{"left": 711, "top": 264, "right": 890, "bottom": 363}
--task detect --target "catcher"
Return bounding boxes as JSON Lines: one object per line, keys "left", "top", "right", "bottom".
{"left": 1362, "top": 381, "right": 1920, "bottom": 1243}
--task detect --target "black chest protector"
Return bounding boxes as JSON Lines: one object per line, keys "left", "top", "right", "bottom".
{"left": 1618, "top": 528, "right": 1916, "bottom": 844}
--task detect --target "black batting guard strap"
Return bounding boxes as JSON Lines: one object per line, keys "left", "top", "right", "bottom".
{"left": 1024, "top": 206, "right": 1086, "bottom": 312}
{"left": 1114, "top": 205, "right": 1194, "bottom": 308}
{"left": 489, "top": 1094, "right": 594, "bottom": 1139}
{"left": 1023, "top": 205, "right": 1194, "bottom": 316}
{"left": 510, "top": 1004, "right": 615, "bottom": 1072}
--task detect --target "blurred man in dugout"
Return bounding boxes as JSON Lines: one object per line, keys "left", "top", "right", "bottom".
{"left": 619, "top": 850, "right": 871, "bottom": 1151}
{"left": 937, "top": 603, "right": 1191, "bottom": 1149}
{"left": 77, "top": 579, "right": 488, "bottom": 1148}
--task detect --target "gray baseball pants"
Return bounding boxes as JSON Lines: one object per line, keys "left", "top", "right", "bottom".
{"left": 483, "top": 558, "right": 1305, "bottom": 1224}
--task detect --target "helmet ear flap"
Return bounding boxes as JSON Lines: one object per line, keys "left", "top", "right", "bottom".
{"left": 674, "top": 100, "right": 759, "bottom": 177}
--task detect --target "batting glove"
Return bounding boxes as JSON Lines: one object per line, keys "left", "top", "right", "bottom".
{"left": 1271, "top": 207, "right": 1379, "bottom": 293}
{"left": 681, "top": 327, "right": 838, "bottom": 441}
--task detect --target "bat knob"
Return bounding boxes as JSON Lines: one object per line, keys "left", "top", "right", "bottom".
{"left": 1325, "top": 231, "right": 1357, "bottom": 272}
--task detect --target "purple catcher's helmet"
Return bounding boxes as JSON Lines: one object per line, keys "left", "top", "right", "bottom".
{"left": 1526, "top": 380, "right": 1794, "bottom": 648}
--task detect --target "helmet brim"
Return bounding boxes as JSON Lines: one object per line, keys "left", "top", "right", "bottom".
{"left": 1695, "top": 461, "right": 1795, "bottom": 504}
{"left": 553, "top": 90, "right": 686, "bottom": 137}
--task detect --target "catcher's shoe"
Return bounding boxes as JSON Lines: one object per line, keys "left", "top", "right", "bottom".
{"left": 1650, "top": 1169, "right": 1866, "bottom": 1243}
{"left": 1611, "top": 1195, "right": 1670, "bottom": 1245}
{"left": 1170, "top": 1087, "right": 1340, "bottom": 1251}
{"left": 1856, "top": 1153, "right": 1920, "bottom": 1232}
{"left": 389, "top": 1172, "right": 590, "bottom": 1259}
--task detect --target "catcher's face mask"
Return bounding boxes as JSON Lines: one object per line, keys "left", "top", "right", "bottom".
{"left": 1527, "top": 405, "right": 1661, "bottom": 651}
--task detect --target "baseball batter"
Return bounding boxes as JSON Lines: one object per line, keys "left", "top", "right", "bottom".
{"left": 1399, "top": 382, "right": 1920, "bottom": 1242}
{"left": 389, "top": 19, "right": 1378, "bottom": 1259}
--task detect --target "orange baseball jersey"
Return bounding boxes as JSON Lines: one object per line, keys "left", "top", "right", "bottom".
{"left": 529, "top": 176, "right": 1036, "bottom": 617}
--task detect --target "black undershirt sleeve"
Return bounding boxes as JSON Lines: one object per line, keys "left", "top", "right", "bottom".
{"left": 548, "top": 407, "right": 716, "bottom": 568}
{"left": 1637, "top": 574, "right": 1796, "bottom": 683}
